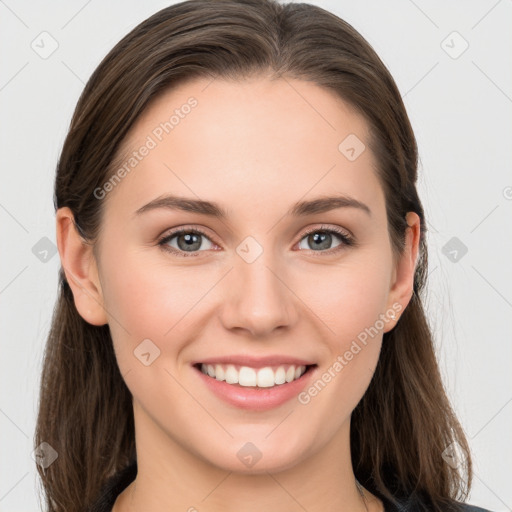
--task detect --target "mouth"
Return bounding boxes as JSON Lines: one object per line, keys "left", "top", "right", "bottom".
{"left": 192, "top": 361, "right": 318, "bottom": 411}
{"left": 193, "top": 362, "right": 316, "bottom": 388}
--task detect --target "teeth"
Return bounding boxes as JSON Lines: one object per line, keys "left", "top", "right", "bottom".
{"left": 200, "top": 363, "right": 308, "bottom": 387}
{"left": 225, "top": 364, "right": 238, "bottom": 384}
{"left": 239, "top": 366, "right": 257, "bottom": 386}
{"left": 214, "top": 364, "right": 225, "bottom": 381}
{"left": 275, "top": 366, "right": 286, "bottom": 385}
{"left": 257, "top": 367, "right": 275, "bottom": 388}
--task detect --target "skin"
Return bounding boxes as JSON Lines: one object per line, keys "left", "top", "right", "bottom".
{"left": 56, "top": 75, "right": 420, "bottom": 512}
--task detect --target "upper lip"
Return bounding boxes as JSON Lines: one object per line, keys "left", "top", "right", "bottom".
{"left": 192, "top": 355, "right": 316, "bottom": 368}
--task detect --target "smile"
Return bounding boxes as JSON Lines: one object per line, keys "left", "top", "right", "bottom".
{"left": 198, "top": 363, "right": 309, "bottom": 388}
{"left": 192, "top": 359, "right": 318, "bottom": 411}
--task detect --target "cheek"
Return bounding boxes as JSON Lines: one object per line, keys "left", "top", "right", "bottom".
{"left": 297, "top": 254, "right": 393, "bottom": 344}
{"left": 296, "top": 264, "right": 388, "bottom": 423}
{"left": 102, "top": 242, "right": 393, "bottom": 331}
{"left": 100, "top": 235, "right": 393, "bottom": 372}
{"left": 99, "top": 247, "right": 206, "bottom": 363}
{"left": 294, "top": 253, "right": 391, "bottom": 402}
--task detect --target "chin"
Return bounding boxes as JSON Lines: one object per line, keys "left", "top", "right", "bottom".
{"left": 194, "top": 431, "right": 314, "bottom": 475}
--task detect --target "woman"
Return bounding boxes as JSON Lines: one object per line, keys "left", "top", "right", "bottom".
{"left": 34, "top": 1, "right": 493, "bottom": 511}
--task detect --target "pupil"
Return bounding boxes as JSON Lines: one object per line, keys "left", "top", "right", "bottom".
{"left": 311, "top": 232, "right": 330, "bottom": 250}
{"left": 179, "top": 233, "right": 201, "bottom": 251}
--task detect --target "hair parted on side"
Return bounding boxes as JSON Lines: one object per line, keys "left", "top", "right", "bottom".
{"left": 34, "top": 1, "right": 472, "bottom": 511}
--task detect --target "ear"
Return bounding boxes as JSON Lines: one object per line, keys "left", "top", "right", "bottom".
{"left": 55, "top": 207, "right": 108, "bottom": 326}
{"left": 384, "top": 211, "right": 421, "bottom": 331}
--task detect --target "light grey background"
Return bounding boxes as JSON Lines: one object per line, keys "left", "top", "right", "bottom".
{"left": 1, "top": 1, "right": 511, "bottom": 511}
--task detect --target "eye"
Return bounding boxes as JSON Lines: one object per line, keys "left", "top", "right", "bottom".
{"left": 296, "top": 225, "right": 354, "bottom": 254}
{"left": 157, "top": 224, "right": 355, "bottom": 258}
{"left": 158, "top": 227, "right": 216, "bottom": 257}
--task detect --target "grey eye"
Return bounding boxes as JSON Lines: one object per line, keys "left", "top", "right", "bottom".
{"left": 298, "top": 230, "right": 344, "bottom": 251}
{"left": 163, "top": 231, "right": 214, "bottom": 253}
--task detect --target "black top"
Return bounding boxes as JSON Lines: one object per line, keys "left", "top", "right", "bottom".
{"left": 88, "top": 460, "right": 494, "bottom": 512}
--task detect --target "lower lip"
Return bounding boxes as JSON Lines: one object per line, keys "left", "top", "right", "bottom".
{"left": 193, "top": 365, "right": 317, "bottom": 411}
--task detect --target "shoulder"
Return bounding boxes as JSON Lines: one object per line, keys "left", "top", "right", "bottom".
{"left": 457, "top": 505, "right": 495, "bottom": 512}
{"left": 88, "top": 460, "right": 137, "bottom": 512}
{"left": 383, "top": 495, "right": 495, "bottom": 512}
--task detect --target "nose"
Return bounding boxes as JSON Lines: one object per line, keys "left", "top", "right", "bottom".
{"left": 219, "top": 253, "right": 298, "bottom": 338}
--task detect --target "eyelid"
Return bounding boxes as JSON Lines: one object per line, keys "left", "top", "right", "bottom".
{"left": 157, "top": 225, "right": 218, "bottom": 257}
{"left": 157, "top": 223, "right": 355, "bottom": 257}
{"left": 300, "top": 224, "right": 353, "bottom": 242}
{"left": 296, "top": 224, "right": 355, "bottom": 256}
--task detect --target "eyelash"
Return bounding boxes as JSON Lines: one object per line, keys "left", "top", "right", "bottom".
{"left": 157, "top": 224, "right": 355, "bottom": 258}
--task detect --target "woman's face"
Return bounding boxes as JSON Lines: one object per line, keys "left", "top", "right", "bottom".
{"left": 73, "top": 76, "right": 418, "bottom": 473}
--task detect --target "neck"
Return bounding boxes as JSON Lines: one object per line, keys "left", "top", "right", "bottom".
{"left": 114, "top": 402, "right": 381, "bottom": 512}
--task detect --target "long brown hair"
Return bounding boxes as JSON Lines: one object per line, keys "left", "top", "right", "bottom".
{"left": 35, "top": 1, "right": 472, "bottom": 510}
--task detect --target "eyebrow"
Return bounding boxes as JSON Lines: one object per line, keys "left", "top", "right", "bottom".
{"left": 134, "top": 193, "right": 372, "bottom": 219}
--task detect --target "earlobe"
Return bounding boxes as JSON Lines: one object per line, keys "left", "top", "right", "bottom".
{"left": 385, "top": 212, "right": 421, "bottom": 329}
{"left": 56, "top": 207, "right": 108, "bottom": 326}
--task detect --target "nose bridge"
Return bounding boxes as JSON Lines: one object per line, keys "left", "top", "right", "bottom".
{"left": 220, "top": 239, "right": 295, "bottom": 336}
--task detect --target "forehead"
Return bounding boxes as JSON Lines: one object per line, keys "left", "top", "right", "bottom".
{"left": 102, "top": 76, "right": 385, "bottom": 224}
